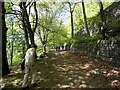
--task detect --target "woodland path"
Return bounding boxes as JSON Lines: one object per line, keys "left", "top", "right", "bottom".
{"left": 1, "top": 49, "right": 120, "bottom": 89}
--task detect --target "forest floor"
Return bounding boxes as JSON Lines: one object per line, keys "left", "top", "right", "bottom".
{"left": 1, "top": 49, "right": 120, "bottom": 89}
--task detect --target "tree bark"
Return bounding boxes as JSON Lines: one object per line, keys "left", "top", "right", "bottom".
{"left": 29, "top": 31, "right": 35, "bottom": 45}
{"left": 10, "top": 18, "right": 14, "bottom": 66}
{"left": 21, "top": 12, "right": 30, "bottom": 49}
{"left": 10, "top": 38, "right": 13, "bottom": 66}
{"left": 2, "top": 2, "right": 10, "bottom": 76}
{"left": 81, "top": 0, "right": 90, "bottom": 36}
{"left": 23, "top": 27, "right": 30, "bottom": 49}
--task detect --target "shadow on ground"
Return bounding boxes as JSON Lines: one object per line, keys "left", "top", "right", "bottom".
{"left": 1, "top": 49, "right": 120, "bottom": 89}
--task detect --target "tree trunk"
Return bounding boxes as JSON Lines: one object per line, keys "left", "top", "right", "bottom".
{"left": 70, "top": 11, "right": 74, "bottom": 38}
{"left": 81, "top": 0, "right": 90, "bottom": 36}
{"left": 19, "top": 2, "right": 37, "bottom": 46}
{"left": 98, "top": 0, "right": 108, "bottom": 39}
{"left": 98, "top": 1, "right": 107, "bottom": 26}
{"left": 23, "top": 28, "right": 30, "bottom": 49}
{"left": 43, "top": 44, "right": 47, "bottom": 55}
{"left": 10, "top": 39, "right": 13, "bottom": 66}
{"left": 2, "top": 2, "right": 10, "bottom": 76}
{"left": 68, "top": 2, "right": 75, "bottom": 38}
{"left": 19, "top": 2, "right": 30, "bottom": 49}
{"left": 43, "top": 34, "right": 47, "bottom": 55}
{"left": 23, "top": 2, "right": 34, "bottom": 45}
{"left": 22, "top": 41, "right": 26, "bottom": 58}
{"left": 10, "top": 18, "right": 14, "bottom": 66}
{"left": 29, "top": 31, "right": 35, "bottom": 45}
{"left": 22, "top": 16, "right": 30, "bottom": 49}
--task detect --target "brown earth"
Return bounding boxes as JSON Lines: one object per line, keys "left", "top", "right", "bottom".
{"left": 1, "top": 50, "right": 120, "bottom": 89}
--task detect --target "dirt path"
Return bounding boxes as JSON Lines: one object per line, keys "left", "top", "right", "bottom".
{"left": 1, "top": 50, "right": 120, "bottom": 89}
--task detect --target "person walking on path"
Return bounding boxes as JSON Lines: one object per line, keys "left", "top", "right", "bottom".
{"left": 22, "top": 44, "right": 38, "bottom": 88}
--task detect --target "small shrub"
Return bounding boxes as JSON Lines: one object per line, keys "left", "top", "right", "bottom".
{"left": 73, "top": 34, "right": 104, "bottom": 44}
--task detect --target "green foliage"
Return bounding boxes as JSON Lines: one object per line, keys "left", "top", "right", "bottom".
{"left": 87, "top": 15, "right": 101, "bottom": 25}
{"left": 47, "top": 24, "right": 69, "bottom": 46}
{"left": 85, "top": 2, "right": 100, "bottom": 18}
{"left": 8, "top": 52, "right": 23, "bottom": 66}
{"left": 73, "top": 34, "right": 104, "bottom": 44}
{"left": 109, "top": 20, "right": 120, "bottom": 29}
{"left": 5, "top": 2, "right": 13, "bottom": 14}
{"left": 36, "top": 1, "right": 70, "bottom": 51}
{"left": 73, "top": 1, "right": 113, "bottom": 35}
{"left": 6, "top": 16, "right": 26, "bottom": 66}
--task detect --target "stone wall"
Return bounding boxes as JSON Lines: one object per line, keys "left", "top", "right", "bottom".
{"left": 73, "top": 2, "right": 120, "bottom": 66}
{"left": 73, "top": 36, "right": 120, "bottom": 66}
{"left": 105, "top": 2, "right": 120, "bottom": 23}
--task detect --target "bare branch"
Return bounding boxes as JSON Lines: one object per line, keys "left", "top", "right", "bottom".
{"left": 26, "top": 2, "right": 31, "bottom": 7}
{"left": 35, "top": 29, "right": 43, "bottom": 43}
{"left": 72, "top": 3, "right": 77, "bottom": 12}
{"left": 5, "top": 12, "right": 21, "bottom": 15}
{"left": 28, "top": 2, "right": 34, "bottom": 16}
